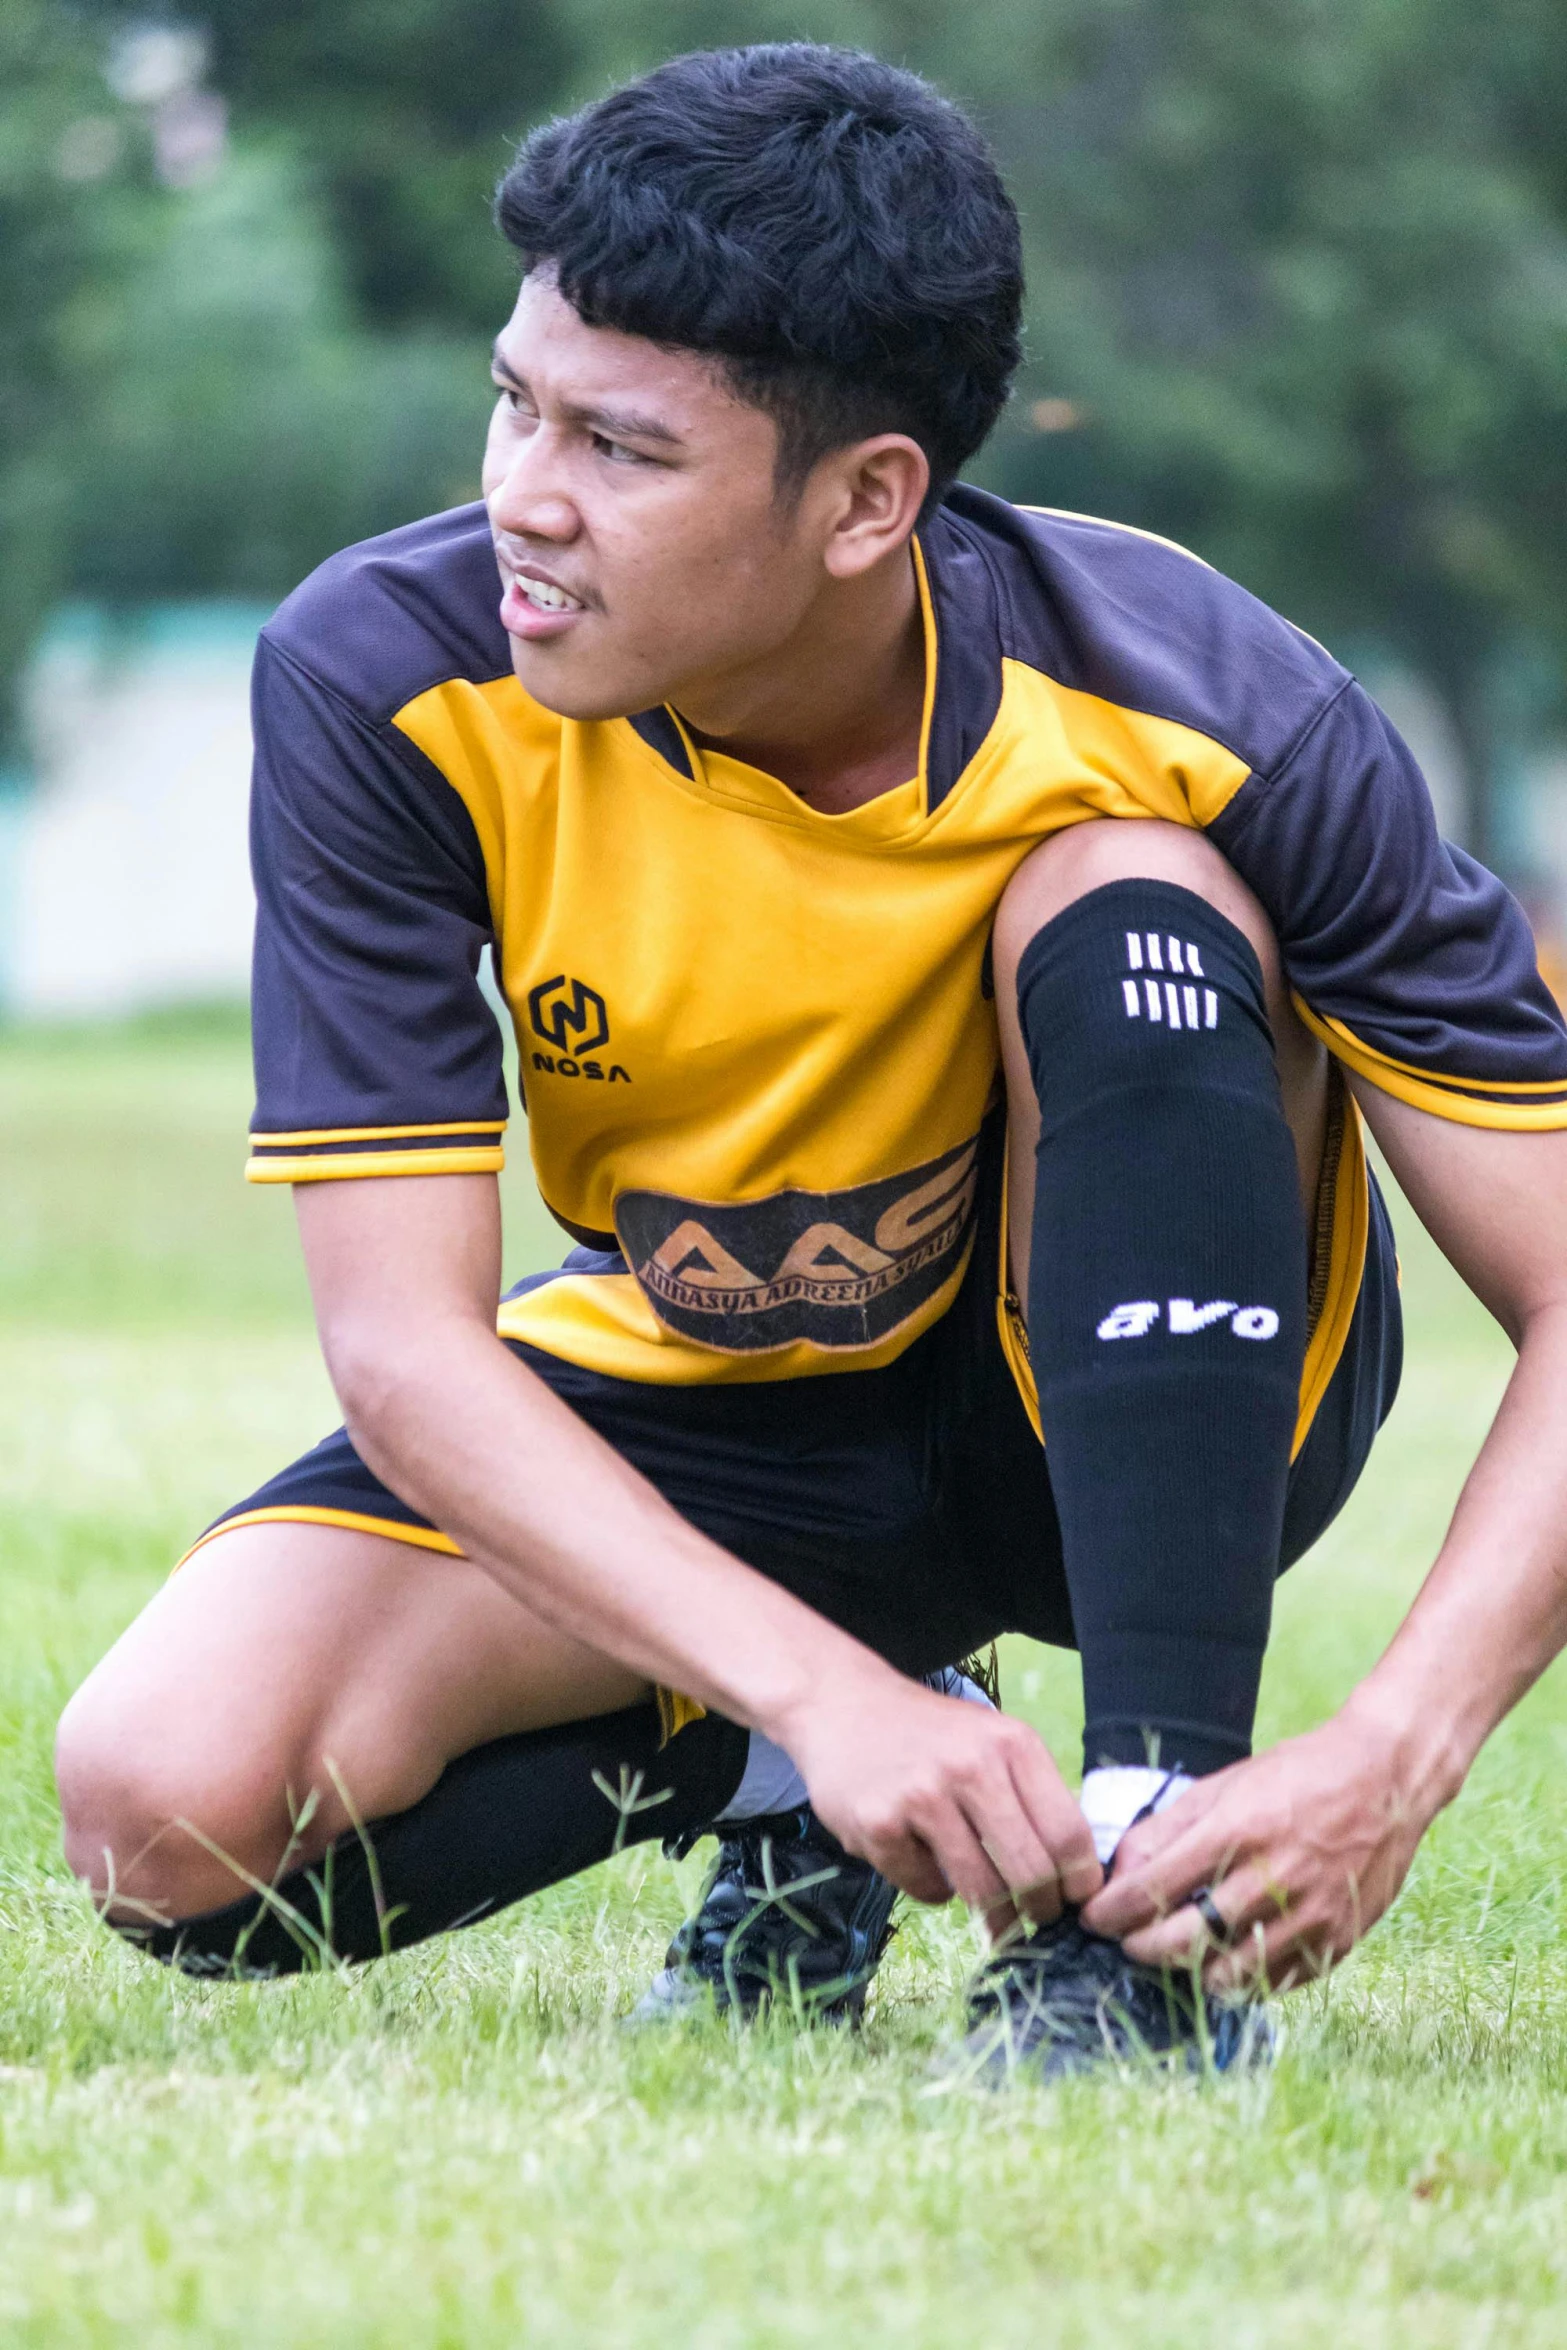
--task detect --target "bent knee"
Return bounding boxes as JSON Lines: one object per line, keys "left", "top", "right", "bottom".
{"left": 56, "top": 1692, "right": 303, "bottom": 1913}
{"left": 995, "top": 819, "right": 1282, "bottom": 995}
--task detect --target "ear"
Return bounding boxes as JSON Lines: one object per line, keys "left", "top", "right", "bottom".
{"left": 818, "top": 436, "right": 931, "bottom": 581}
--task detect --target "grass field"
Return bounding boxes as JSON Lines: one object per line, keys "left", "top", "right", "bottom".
{"left": 3, "top": 1014, "right": 1567, "bottom": 2347}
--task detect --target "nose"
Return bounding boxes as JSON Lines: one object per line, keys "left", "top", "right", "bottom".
{"left": 488, "top": 426, "right": 580, "bottom": 546}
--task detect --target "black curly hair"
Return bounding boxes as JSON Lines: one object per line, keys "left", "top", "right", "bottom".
{"left": 495, "top": 44, "right": 1023, "bottom": 514}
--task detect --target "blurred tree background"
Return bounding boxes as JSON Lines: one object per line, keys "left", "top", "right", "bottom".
{"left": 6, "top": 0, "right": 1567, "bottom": 868}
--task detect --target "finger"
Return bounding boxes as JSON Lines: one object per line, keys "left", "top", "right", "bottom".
{"left": 982, "top": 1860, "right": 1061, "bottom": 1931}
{"left": 914, "top": 1799, "right": 1013, "bottom": 1914}
{"left": 1105, "top": 1762, "right": 1237, "bottom": 1874}
{"left": 1078, "top": 1762, "right": 1253, "bottom": 1934}
{"left": 978, "top": 1873, "right": 1060, "bottom": 1937}
{"left": 1010, "top": 1880, "right": 1063, "bottom": 1929}
{"left": 1004, "top": 1741, "right": 1102, "bottom": 1909}
{"left": 1081, "top": 1810, "right": 1246, "bottom": 1939}
{"left": 858, "top": 1828, "right": 952, "bottom": 1907}
{"left": 1117, "top": 1860, "right": 1287, "bottom": 1968}
{"left": 964, "top": 1771, "right": 1069, "bottom": 1926}
{"left": 1206, "top": 1908, "right": 1343, "bottom": 1995}
{"left": 1204, "top": 1884, "right": 1366, "bottom": 1993}
{"left": 982, "top": 1892, "right": 1023, "bottom": 1944}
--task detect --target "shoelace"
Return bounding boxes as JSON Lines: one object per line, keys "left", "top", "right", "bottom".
{"left": 970, "top": 1917, "right": 1208, "bottom": 2041}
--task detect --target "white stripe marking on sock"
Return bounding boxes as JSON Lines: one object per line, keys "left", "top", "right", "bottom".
{"left": 1126, "top": 932, "right": 1143, "bottom": 971}
{"left": 1187, "top": 945, "right": 1204, "bottom": 976}
{"left": 1145, "top": 978, "right": 1162, "bottom": 1020}
{"left": 1166, "top": 981, "right": 1182, "bottom": 1027}
{"left": 1204, "top": 988, "right": 1218, "bottom": 1027}
{"left": 1122, "top": 979, "right": 1141, "bottom": 1017}
{"left": 1147, "top": 933, "right": 1164, "bottom": 972}
{"left": 1169, "top": 936, "right": 1185, "bottom": 972}
{"left": 1183, "top": 984, "right": 1199, "bottom": 1027}
{"left": 1169, "top": 1296, "right": 1239, "bottom": 1333}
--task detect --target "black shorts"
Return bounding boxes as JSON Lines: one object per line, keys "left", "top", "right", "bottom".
{"left": 191, "top": 1124, "right": 1401, "bottom": 1677}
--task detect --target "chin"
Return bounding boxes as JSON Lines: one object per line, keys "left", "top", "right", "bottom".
{"left": 507, "top": 642, "right": 664, "bottom": 724}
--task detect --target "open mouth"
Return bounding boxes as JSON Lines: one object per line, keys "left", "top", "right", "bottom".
{"left": 512, "top": 570, "right": 583, "bottom": 614}
{"left": 498, "top": 560, "right": 590, "bottom": 640}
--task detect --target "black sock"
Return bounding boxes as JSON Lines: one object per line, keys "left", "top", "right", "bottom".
{"left": 116, "top": 1704, "right": 747, "bottom": 1977}
{"left": 1016, "top": 880, "right": 1308, "bottom": 1775}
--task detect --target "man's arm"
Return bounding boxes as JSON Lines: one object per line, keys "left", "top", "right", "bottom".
{"left": 295, "top": 1171, "right": 1103, "bottom": 1921}
{"left": 1084, "top": 1090, "right": 1567, "bottom": 1985}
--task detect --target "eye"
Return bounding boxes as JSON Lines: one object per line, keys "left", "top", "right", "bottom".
{"left": 592, "top": 433, "right": 643, "bottom": 465}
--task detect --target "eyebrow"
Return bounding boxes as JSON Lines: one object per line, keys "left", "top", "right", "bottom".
{"left": 489, "top": 342, "right": 685, "bottom": 447}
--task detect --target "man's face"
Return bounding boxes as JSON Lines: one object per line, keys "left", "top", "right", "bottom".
{"left": 483, "top": 273, "right": 827, "bottom": 721}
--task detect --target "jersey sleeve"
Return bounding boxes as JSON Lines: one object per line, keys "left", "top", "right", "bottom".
{"left": 246, "top": 631, "right": 509, "bottom": 1183}
{"left": 1207, "top": 679, "right": 1567, "bottom": 1129}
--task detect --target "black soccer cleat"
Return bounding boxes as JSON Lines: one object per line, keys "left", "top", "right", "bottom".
{"left": 941, "top": 1910, "right": 1274, "bottom": 2086}
{"left": 629, "top": 1805, "right": 899, "bottom": 2025}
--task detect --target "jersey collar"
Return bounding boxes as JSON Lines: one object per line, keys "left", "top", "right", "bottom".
{"left": 621, "top": 496, "right": 1005, "bottom": 828}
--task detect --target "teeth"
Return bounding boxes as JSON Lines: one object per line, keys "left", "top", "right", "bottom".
{"left": 517, "top": 574, "right": 580, "bottom": 612}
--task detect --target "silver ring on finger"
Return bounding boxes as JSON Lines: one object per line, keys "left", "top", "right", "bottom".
{"left": 1191, "top": 1884, "right": 1232, "bottom": 1946}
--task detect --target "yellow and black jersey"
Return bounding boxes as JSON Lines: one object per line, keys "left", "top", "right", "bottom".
{"left": 247, "top": 485, "right": 1567, "bottom": 1391}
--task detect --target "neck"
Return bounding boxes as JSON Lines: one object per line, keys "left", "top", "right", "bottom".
{"left": 676, "top": 545, "right": 925, "bottom": 815}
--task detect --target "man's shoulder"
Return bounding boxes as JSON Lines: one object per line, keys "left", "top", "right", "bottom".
{"left": 260, "top": 503, "right": 514, "bottom": 729}
{"left": 938, "top": 486, "right": 1349, "bottom": 783}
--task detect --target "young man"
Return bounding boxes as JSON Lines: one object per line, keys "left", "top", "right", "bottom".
{"left": 56, "top": 44, "right": 1567, "bottom": 2078}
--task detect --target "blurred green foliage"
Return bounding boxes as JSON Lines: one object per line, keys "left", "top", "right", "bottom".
{"left": 185, "top": 0, "right": 575, "bottom": 328}
{"left": 0, "top": 0, "right": 125, "bottom": 769}
{"left": 70, "top": 147, "right": 489, "bottom": 601}
{"left": 4, "top": 0, "right": 1567, "bottom": 850}
{"left": 994, "top": 0, "right": 1567, "bottom": 868}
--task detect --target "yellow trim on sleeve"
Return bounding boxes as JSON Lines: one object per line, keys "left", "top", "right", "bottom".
{"left": 1294, "top": 997, "right": 1567, "bottom": 1128}
{"left": 172, "top": 1505, "right": 464, "bottom": 1574}
{"left": 245, "top": 1146, "right": 506, "bottom": 1183}
{"left": 251, "top": 1121, "right": 508, "bottom": 1146}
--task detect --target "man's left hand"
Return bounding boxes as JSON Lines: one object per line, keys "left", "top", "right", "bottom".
{"left": 1079, "top": 1710, "right": 1435, "bottom": 1990}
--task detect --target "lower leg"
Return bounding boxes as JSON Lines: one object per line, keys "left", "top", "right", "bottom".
{"left": 56, "top": 1516, "right": 913, "bottom": 1979}
{"left": 56, "top": 1520, "right": 657, "bottom": 1923}
{"left": 122, "top": 1704, "right": 748, "bottom": 1976}
{"left": 122, "top": 1681, "right": 992, "bottom": 1980}
{"left": 996, "top": 823, "right": 1325, "bottom": 1838}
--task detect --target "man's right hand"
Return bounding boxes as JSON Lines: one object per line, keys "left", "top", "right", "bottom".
{"left": 295, "top": 1175, "right": 1103, "bottom": 1935}
{"left": 778, "top": 1675, "right": 1103, "bottom": 1928}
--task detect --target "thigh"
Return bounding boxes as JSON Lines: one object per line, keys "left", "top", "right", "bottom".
{"left": 103, "top": 1516, "right": 649, "bottom": 1792}
{"left": 510, "top": 1278, "right": 990, "bottom": 1674}
{"left": 172, "top": 1306, "right": 965, "bottom": 1705}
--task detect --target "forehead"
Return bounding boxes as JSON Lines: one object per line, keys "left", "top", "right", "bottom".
{"left": 497, "top": 272, "right": 762, "bottom": 443}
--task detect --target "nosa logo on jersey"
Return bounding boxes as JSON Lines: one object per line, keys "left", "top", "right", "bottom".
{"left": 615, "top": 1135, "right": 981, "bottom": 1353}
{"left": 527, "top": 976, "right": 630, "bottom": 1083}
{"left": 1097, "top": 1298, "right": 1280, "bottom": 1341}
